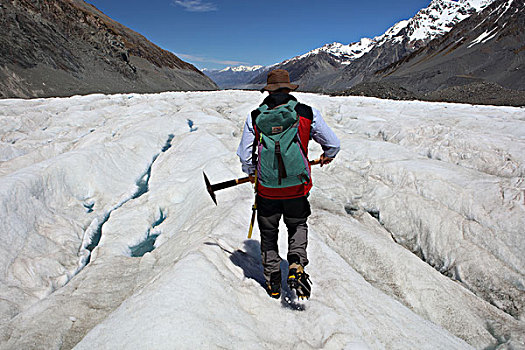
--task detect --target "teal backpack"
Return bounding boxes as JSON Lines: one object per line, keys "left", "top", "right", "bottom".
{"left": 254, "top": 100, "right": 310, "bottom": 188}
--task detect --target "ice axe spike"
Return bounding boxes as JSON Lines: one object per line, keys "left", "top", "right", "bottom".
{"left": 203, "top": 158, "right": 321, "bottom": 205}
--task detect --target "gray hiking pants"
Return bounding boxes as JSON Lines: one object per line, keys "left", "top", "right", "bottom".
{"left": 256, "top": 195, "right": 311, "bottom": 282}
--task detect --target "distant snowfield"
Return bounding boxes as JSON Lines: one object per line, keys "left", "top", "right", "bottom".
{"left": 0, "top": 91, "right": 524, "bottom": 349}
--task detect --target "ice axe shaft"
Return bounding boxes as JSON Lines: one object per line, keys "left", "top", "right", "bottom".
{"left": 204, "top": 159, "right": 321, "bottom": 205}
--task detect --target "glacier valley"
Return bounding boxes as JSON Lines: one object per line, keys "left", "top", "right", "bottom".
{"left": 0, "top": 91, "right": 524, "bottom": 349}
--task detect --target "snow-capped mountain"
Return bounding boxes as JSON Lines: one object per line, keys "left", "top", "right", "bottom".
{"left": 285, "top": 0, "right": 494, "bottom": 66}
{"left": 283, "top": 38, "right": 378, "bottom": 66}
{"left": 250, "top": 0, "right": 496, "bottom": 91}
{"left": 203, "top": 65, "right": 268, "bottom": 89}
{"left": 219, "top": 65, "right": 264, "bottom": 72}
{"left": 369, "top": 0, "right": 525, "bottom": 99}
{"left": 400, "top": 0, "right": 492, "bottom": 42}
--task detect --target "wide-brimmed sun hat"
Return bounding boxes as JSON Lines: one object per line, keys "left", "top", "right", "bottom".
{"left": 261, "top": 69, "right": 299, "bottom": 92}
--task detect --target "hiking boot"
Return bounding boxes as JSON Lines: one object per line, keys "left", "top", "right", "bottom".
{"left": 266, "top": 271, "right": 281, "bottom": 299}
{"left": 287, "top": 263, "right": 312, "bottom": 300}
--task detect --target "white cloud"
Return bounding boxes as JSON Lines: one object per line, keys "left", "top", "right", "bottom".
{"left": 173, "top": 0, "right": 217, "bottom": 12}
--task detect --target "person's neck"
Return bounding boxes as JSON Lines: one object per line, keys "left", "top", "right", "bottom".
{"left": 262, "top": 92, "right": 296, "bottom": 109}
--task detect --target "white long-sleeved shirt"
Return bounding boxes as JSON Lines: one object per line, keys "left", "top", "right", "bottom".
{"left": 236, "top": 106, "right": 340, "bottom": 175}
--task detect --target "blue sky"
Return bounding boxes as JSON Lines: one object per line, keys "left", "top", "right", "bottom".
{"left": 86, "top": 0, "right": 431, "bottom": 70}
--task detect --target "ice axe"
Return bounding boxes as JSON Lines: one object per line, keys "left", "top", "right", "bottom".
{"left": 203, "top": 158, "right": 322, "bottom": 205}
{"left": 203, "top": 173, "right": 251, "bottom": 205}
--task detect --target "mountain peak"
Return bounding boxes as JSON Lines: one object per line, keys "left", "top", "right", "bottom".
{"left": 458, "top": 0, "right": 496, "bottom": 11}
{"left": 219, "top": 65, "right": 264, "bottom": 73}
{"left": 203, "top": 65, "right": 267, "bottom": 89}
{"left": 284, "top": 0, "right": 495, "bottom": 67}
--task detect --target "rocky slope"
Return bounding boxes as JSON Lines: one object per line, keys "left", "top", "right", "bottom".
{"left": 340, "top": 80, "right": 525, "bottom": 106}
{"left": 0, "top": 0, "right": 217, "bottom": 98}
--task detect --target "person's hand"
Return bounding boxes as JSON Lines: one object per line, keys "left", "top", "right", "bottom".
{"left": 249, "top": 174, "right": 256, "bottom": 183}
{"left": 320, "top": 154, "right": 334, "bottom": 167}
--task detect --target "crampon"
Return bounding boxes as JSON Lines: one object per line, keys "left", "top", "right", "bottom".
{"left": 287, "top": 263, "right": 312, "bottom": 300}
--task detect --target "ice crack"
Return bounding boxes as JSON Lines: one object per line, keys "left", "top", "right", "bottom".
{"left": 77, "top": 133, "right": 175, "bottom": 271}
{"left": 129, "top": 208, "right": 166, "bottom": 257}
{"left": 133, "top": 134, "right": 174, "bottom": 200}
{"left": 162, "top": 134, "right": 174, "bottom": 152}
{"left": 130, "top": 230, "right": 160, "bottom": 257}
{"left": 187, "top": 119, "right": 198, "bottom": 132}
{"left": 84, "top": 212, "right": 110, "bottom": 264}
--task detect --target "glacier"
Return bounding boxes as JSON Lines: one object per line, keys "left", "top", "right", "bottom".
{"left": 0, "top": 91, "right": 524, "bottom": 349}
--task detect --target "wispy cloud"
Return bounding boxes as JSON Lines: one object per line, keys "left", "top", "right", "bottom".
{"left": 173, "top": 0, "right": 217, "bottom": 12}
{"left": 176, "top": 53, "right": 249, "bottom": 66}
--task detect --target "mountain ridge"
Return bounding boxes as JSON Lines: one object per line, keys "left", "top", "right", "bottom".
{"left": 0, "top": 0, "right": 217, "bottom": 98}
{"left": 203, "top": 65, "right": 268, "bottom": 89}
{"left": 355, "top": 0, "right": 525, "bottom": 105}
{"left": 248, "top": 0, "right": 496, "bottom": 92}
{"left": 209, "top": 0, "right": 524, "bottom": 105}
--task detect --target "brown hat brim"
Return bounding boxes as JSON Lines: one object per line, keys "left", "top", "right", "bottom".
{"left": 261, "top": 82, "right": 299, "bottom": 92}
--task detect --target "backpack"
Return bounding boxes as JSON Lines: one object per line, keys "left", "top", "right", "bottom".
{"left": 253, "top": 100, "right": 310, "bottom": 188}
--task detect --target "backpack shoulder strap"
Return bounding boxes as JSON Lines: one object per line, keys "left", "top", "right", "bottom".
{"left": 251, "top": 109, "right": 261, "bottom": 127}
{"left": 257, "top": 104, "right": 269, "bottom": 112}
{"left": 286, "top": 100, "right": 298, "bottom": 110}
{"left": 294, "top": 102, "right": 313, "bottom": 120}
{"left": 251, "top": 109, "right": 262, "bottom": 168}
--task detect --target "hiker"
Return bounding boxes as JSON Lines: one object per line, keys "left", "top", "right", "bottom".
{"left": 236, "top": 69, "right": 340, "bottom": 300}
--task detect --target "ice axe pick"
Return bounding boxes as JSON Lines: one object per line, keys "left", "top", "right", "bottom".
{"left": 203, "top": 158, "right": 321, "bottom": 205}
{"left": 203, "top": 173, "right": 251, "bottom": 205}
